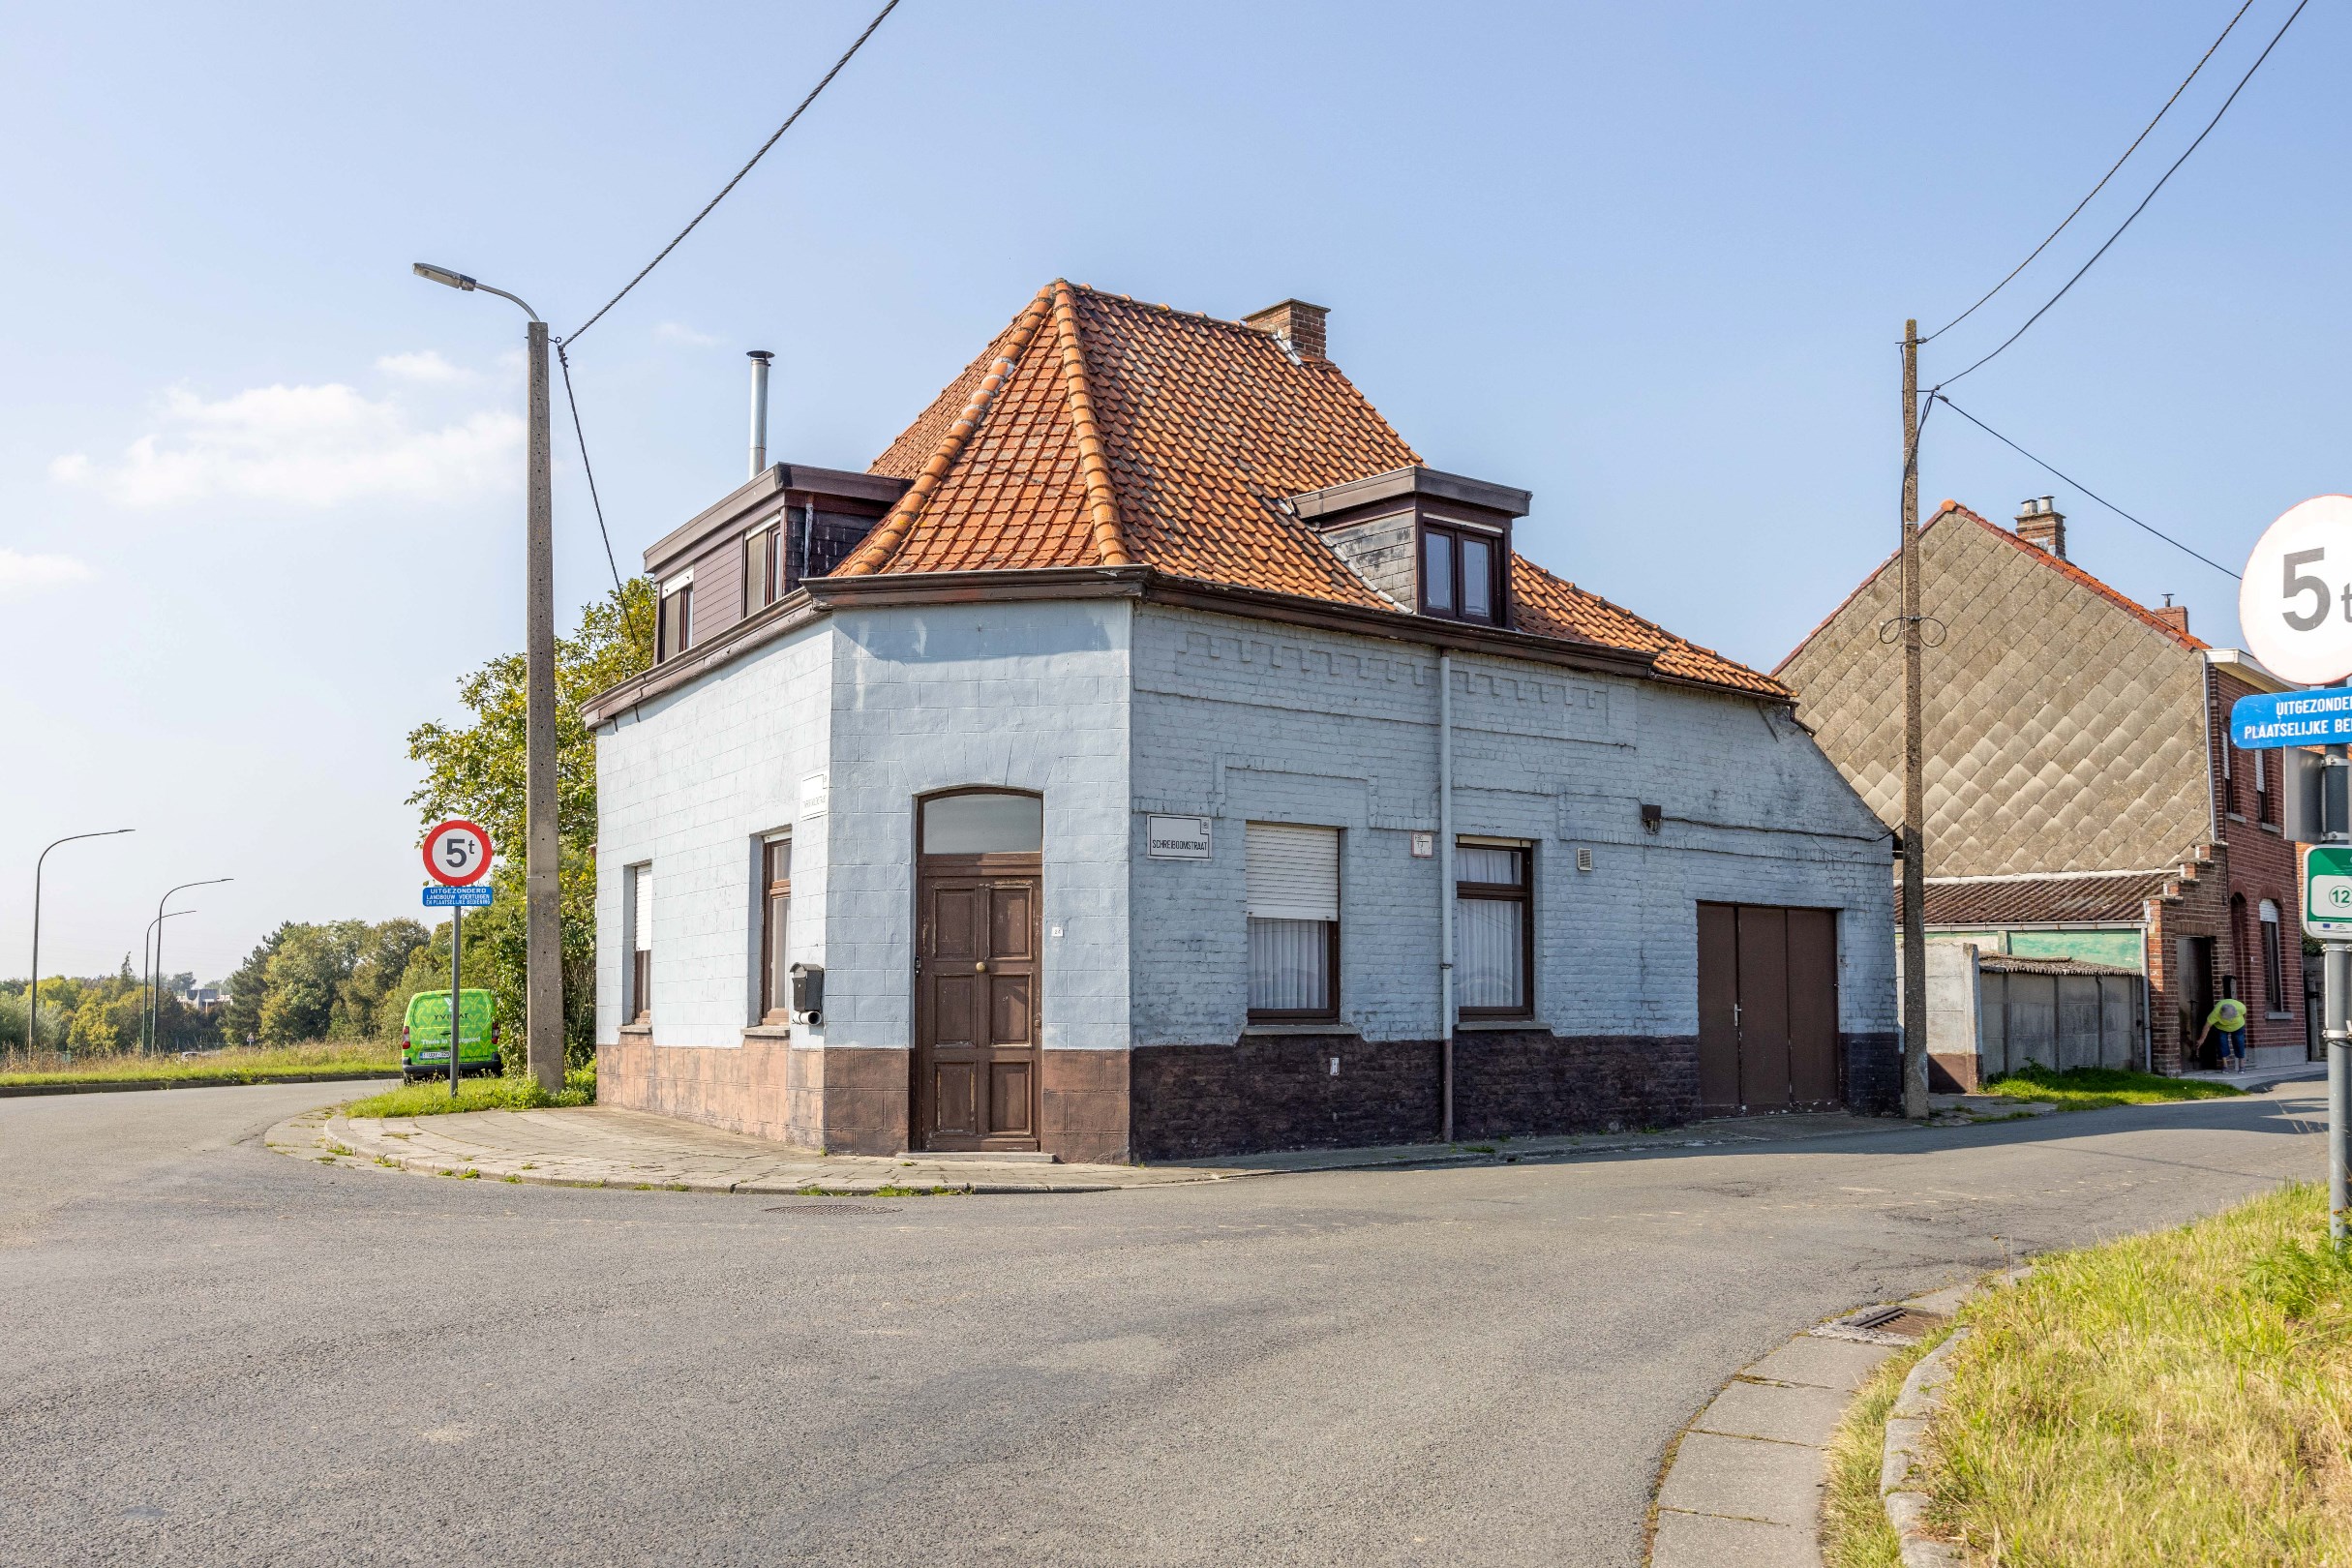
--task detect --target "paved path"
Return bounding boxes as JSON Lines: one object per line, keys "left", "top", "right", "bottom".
{"left": 0, "top": 1077, "right": 2328, "bottom": 1567}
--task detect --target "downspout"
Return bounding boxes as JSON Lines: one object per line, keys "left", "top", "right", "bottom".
{"left": 1438, "top": 649, "right": 1455, "bottom": 1143}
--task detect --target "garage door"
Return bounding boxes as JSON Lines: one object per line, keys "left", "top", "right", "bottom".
{"left": 1697, "top": 903, "right": 1840, "bottom": 1114}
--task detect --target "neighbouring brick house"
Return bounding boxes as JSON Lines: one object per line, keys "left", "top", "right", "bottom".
{"left": 1779, "top": 498, "right": 2308, "bottom": 1077}
{"left": 584, "top": 282, "right": 1896, "bottom": 1162}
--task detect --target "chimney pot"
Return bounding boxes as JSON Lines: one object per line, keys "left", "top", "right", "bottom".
{"left": 2015, "top": 496, "right": 2066, "bottom": 558}
{"left": 1242, "top": 298, "right": 1329, "bottom": 362}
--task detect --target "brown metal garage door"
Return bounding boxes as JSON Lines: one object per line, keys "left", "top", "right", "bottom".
{"left": 1697, "top": 903, "right": 1840, "bottom": 1115}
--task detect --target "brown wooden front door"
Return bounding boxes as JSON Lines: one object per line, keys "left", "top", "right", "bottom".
{"left": 1697, "top": 902, "right": 1840, "bottom": 1114}
{"left": 916, "top": 867, "right": 1040, "bottom": 1150}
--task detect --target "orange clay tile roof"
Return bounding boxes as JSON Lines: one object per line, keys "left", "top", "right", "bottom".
{"left": 846, "top": 280, "right": 1785, "bottom": 698}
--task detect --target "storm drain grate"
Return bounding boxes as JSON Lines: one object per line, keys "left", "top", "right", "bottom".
{"left": 764, "top": 1203, "right": 902, "bottom": 1216}
{"left": 1812, "top": 1304, "right": 1948, "bottom": 1345}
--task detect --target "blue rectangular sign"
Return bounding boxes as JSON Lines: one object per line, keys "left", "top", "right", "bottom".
{"left": 2230, "top": 689, "right": 2352, "bottom": 749}
{"left": 422, "top": 884, "right": 495, "bottom": 908}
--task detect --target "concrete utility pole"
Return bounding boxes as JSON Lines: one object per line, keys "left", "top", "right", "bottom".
{"left": 412, "top": 264, "right": 565, "bottom": 1095}
{"left": 1900, "top": 319, "right": 1930, "bottom": 1121}
{"left": 2329, "top": 744, "right": 2351, "bottom": 1248}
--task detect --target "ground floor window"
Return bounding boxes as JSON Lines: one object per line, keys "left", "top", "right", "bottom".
{"left": 2260, "top": 899, "right": 2286, "bottom": 1014}
{"left": 759, "top": 836, "right": 791, "bottom": 1022}
{"left": 1246, "top": 822, "right": 1339, "bottom": 1019}
{"left": 627, "top": 863, "right": 653, "bottom": 1022}
{"left": 1456, "top": 840, "right": 1531, "bottom": 1016}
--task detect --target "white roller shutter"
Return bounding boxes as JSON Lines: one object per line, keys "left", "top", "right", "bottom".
{"left": 631, "top": 866, "right": 653, "bottom": 950}
{"left": 1246, "top": 823, "right": 1339, "bottom": 921}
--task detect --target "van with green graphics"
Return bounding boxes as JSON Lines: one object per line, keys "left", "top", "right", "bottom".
{"left": 401, "top": 988, "right": 502, "bottom": 1080}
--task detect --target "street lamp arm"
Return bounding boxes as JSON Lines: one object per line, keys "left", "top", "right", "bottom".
{"left": 410, "top": 262, "right": 538, "bottom": 322}
{"left": 471, "top": 283, "right": 542, "bottom": 323}
{"left": 147, "top": 877, "right": 232, "bottom": 1055}
{"left": 25, "top": 828, "right": 133, "bottom": 1058}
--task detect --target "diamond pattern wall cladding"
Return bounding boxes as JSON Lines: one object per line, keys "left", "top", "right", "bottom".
{"left": 1780, "top": 512, "right": 2211, "bottom": 879}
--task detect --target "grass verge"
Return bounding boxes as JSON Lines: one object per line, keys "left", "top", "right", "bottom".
{"left": 0, "top": 1041, "right": 400, "bottom": 1088}
{"left": 1979, "top": 1063, "right": 2245, "bottom": 1111}
{"left": 343, "top": 1064, "right": 595, "bottom": 1119}
{"left": 1926, "top": 1184, "right": 2352, "bottom": 1565}
{"left": 1821, "top": 1330, "right": 1945, "bottom": 1568}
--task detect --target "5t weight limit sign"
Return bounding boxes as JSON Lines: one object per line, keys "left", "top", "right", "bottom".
{"left": 422, "top": 819, "right": 494, "bottom": 887}
{"left": 2240, "top": 496, "right": 2352, "bottom": 685}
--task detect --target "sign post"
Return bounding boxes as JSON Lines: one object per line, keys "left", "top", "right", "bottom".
{"left": 422, "top": 820, "right": 494, "bottom": 1100}
{"left": 2236, "top": 495, "right": 2352, "bottom": 1249}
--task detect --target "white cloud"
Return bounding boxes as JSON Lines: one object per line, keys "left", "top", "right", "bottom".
{"left": 0, "top": 550, "right": 94, "bottom": 599}
{"left": 376, "top": 349, "right": 474, "bottom": 384}
{"left": 50, "top": 379, "right": 522, "bottom": 509}
{"left": 654, "top": 321, "right": 722, "bottom": 347}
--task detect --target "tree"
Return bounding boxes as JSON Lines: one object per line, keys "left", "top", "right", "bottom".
{"left": 220, "top": 925, "right": 287, "bottom": 1047}
{"left": 407, "top": 580, "right": 652, "bottom": 1065}
{"left": 257, "top": 922, "right": 367, "bottom": 1044}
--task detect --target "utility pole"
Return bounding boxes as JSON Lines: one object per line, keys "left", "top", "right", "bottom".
{"left": 2328, "top": 743, "right": 2351, "bottom": 1248}
{"left": 524, "top": 318, "right": 562, "bottom": 1095}
{"left": 1900, "top": 319, "right": 1930, "bottom": 1121}
{"left": 412, "top": 264, "right": 563, "bottom": 1096}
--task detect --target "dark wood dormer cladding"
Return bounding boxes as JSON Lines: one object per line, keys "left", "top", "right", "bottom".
{"left": 645, "top": 463, "right": 911, "bottom": 662}
{"left": 1286, "top": 467, "right": 1531, "bottom": 629}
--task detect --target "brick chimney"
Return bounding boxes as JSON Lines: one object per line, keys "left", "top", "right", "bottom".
{"left": 1243, "top": 299, "right": 1328, "bottom": 362}
{"left": 2152, "top": 593, "right": 2189, "bottom": 636}
{"left": 2015, "top": 496, "right": 2066, "bottom": 558}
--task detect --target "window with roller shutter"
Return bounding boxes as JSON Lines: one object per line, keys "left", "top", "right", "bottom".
{"left": 1246, "top": 823, "right": 1340, "bottom": 1020}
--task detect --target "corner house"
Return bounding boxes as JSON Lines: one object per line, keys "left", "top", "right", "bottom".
{"left": 585, "top": 283, "right": 1895, "bottom": 1162}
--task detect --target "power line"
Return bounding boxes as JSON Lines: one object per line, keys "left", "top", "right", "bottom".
{"left": 1935, "top": 0, "right": 2308, "bottom": 390}
{"left": 1922, "top": 0, "right": 2255, "bottom": 345}
{"left": 555, "top": 342, "right": 652, "bottom": 656}
{"left": 564, "top": 0, "right": 903, "bottom": 344}
{"left": 1933, "top": 392, "right": 2241, "bottom": 580}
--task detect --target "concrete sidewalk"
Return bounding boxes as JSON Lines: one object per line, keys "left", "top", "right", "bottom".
{"left": 273, "top": 1098, "right": 1986, "bottom": 1197}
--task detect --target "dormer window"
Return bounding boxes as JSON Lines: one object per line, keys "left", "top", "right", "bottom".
{"left": 745, "top": 519, "right": 782, "bottom": 613}
{"left": 656, "top": 573, "right": 693, "bottom": 662}
{"left": 1422, "top": 518, "right": 1504, "bottom": 623}
{"left": 1284, "top": 467, "right": 1526, "bottom": 632}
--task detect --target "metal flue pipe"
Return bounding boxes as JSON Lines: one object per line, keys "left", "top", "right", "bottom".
{"left": 748, "top": 350, "right": 773, "bottom": 478}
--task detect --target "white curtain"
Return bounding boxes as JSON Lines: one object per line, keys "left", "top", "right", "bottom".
{"left": 1249, "top": 918, "right": 1330, "bottom": 1011}
{"left": 1455, "top": 897, "right": 1522, "bottom": 1010}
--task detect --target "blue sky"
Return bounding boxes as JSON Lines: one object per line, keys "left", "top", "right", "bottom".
{"left": 4, "top": 0, "right": 2341, "bottom": 981}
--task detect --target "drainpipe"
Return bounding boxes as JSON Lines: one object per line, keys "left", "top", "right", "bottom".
{"left": 1438, "top": 649, "right": 1455, "bottom": 1143}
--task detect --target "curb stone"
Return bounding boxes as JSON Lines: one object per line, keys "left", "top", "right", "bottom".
{"left": 1881, "top": 1330, "right": 1970, "bottom": 1567}
{"left": 1646, "top": 1282, "right": 1992, "bottom": 1568}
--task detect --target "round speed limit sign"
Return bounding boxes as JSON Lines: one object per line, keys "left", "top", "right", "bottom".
{"left": 422, "top": 819, "right": 494, "bottom": 887}
{"left": 2240, "top": 495, "right": 2352, "bottom": 685}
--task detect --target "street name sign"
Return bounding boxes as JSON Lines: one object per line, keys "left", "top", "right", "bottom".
{"left": 2230, "top": 688, "right": 2352, "bottom": 749}
{"left": 2240, "top": 495, "right": 2352, "bottom": 686}
{"left": 422, "top": 885, "right": 495, "bottom": 909}
{"left": 1145, "top": 815, "right": 1212, "bottom": 859}
{"left": 421, "top": 819, "right": 494, "bottom": 886}
{"left": 2306, "top": 845, "right": 2352, "bottom": 940}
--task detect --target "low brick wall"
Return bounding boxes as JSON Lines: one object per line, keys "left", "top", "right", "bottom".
{"left": 595, "top": 1034, "right": 910, "bottom": 1154}
{"left": 1452, "top": 1030, "right": 1701, "bottom": 1140}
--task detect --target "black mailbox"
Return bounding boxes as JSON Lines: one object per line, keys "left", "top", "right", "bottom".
{"left": 789, "top": 962, "right": 824, "bottom": 1023}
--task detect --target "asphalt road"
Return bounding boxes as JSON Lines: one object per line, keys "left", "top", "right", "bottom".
{"left": 0, "top": 1078, "right": 2329, "bottom": 1567}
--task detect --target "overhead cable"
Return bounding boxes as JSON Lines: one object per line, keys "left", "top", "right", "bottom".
{"left": 564, "top": 0, "right": 904, "bottom": 344}
{"left": 1935, "top": 0, "right": 2309, "bottom": 390}
{"left": 1934, "top": 393, "right": 2241, "bottom": 580}
{"left": 1922, "top": 0, "right": 2256, "bottom": 345}
{"left": 556, "top": 342, "right": 653, "bottom": 656}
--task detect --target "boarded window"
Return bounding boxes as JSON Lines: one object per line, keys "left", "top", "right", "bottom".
{"left": 1247, "top": 823, "right": 1339, "bottom": 1018}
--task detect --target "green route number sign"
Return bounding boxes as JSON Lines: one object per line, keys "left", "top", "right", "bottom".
{"left": 2305, "top": 844, "right": 2352, "bottom": 941}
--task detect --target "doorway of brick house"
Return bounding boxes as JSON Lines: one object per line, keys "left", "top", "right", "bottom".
{"left": 913, "top": 790, "right": 1042, "bottom": 1152}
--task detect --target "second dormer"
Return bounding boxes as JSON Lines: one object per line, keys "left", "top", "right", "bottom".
{"left": 645, "top": 464, "right": 911, "bottom": 663}
{"left": 1286, "top": 466, "right": 1531, "bottom": 629}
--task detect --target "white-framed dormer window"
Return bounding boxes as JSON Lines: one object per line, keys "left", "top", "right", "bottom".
{"left": 657, "top": 569, "right": 695, "bottom": 662}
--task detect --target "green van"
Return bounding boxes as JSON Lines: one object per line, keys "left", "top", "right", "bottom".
{"left": 401, "top": 988, "right": 502, "bottom": 1080}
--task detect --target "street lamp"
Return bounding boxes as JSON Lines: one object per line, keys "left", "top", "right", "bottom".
{"left": 25, "top": 829, "right": 135, "bottom": 1058}
{"left": 412, "top": 260, "right": 562, "bottom": 1094}
{"left": 146, "top": 878, "right": 231, "bottom": 1052}
{"left": 142, "top": 908, "right": 198, "bottom": 1053}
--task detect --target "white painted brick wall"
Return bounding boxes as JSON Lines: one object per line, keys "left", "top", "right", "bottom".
{"left": 596, "top": 596, "right": 1892, "bottom": 1058}
{"left": 1129, "top": 605, "right": 1895, "bottom": 1044}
